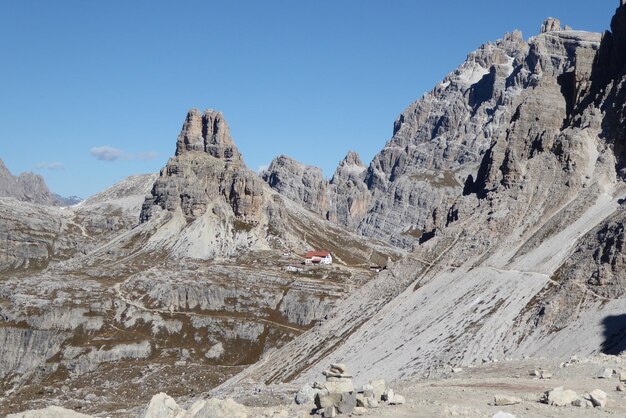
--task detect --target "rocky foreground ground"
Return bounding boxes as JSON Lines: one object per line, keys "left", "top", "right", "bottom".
{"left": 8, "top": 353, "right": 626, "bottom": 417}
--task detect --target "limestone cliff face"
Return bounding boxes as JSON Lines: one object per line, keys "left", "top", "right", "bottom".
{"left": 263, "top": 24, "right": 602, "bottom": 248}
{"left": 327, "top": 151, "right": 369, "bottom": 228}
{"left": 175, "top": 109, "right": 243, "bottom": 163}
{"left": 142, "top": 109, "right": 263, "bottom": 224}
{"left": 261, "top": 156, "right": 329, "bottom": 218}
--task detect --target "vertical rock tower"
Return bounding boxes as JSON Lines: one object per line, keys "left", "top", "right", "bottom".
{"left": 140, "top": 109, "right": 264, "bottom": 225}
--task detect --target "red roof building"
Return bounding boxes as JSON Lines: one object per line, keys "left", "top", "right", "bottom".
{"left": 304, "top": 250, "right": 333, "bottom": 265}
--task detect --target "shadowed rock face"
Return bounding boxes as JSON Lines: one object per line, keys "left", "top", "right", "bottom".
{"left": 590, "top": 2, "right": 626, "bottom": 177}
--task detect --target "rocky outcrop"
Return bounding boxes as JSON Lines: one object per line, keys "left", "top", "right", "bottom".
{"left": 261, "top": 155, "right": 329, "bottom": 217}
{"left": 327, "top": 152, "right": 370, "bottom": 228}
{"left": 541, "top": 18, "right": 561, "bottom": 33}
{"left": 0, "top": 160, "right": 62, "bottom": 206}
{"left": 175, "top": 109, "right": 243, "bottom": 163}
{"left": 142, "top": 109, "right": 263, "bottom": 225}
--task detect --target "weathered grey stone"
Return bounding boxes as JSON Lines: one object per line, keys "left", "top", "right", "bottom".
{"left": 7, "top": 406, "right": 93, "bottom": 418}
{"left": 295, "top": 384, "right": 322, "bottom": 405}
{"left": 337, "top": 391, "right": 357, "bottom": 414}
{"left": 572, "top": 398, "right": 593, "bottom": 408}
{"left": 323, "top": 406, "right": 337, "bottom": 418}
{"left": 492, "top": 412, "right": 516, "bottom": 418}
{"left": 382, "top": 388, "right": 394, "bottom": 402}
{"left": 544, "top": 387, "right": 578, "bottom": 406}
{"left": 367, "top": 398, "right": 380, "bottom": 408}
{"left": 315, "top": 392, "right": 342, "bottom": 409}
{"left": 324, "top": 379, "right": 354, "bottom": 394}
{"left": 596, "top": 368, "right": 614, "bottom": 379}
{"left": 589, "top": 389, "right": 607, "bottom": 408}
{"left": 370, "top": 379, "right": 386, "bottom": 400}
{"left": 330, "top": 363, "right": 347, "bottom": 373}
{"left": 143, "top": 392, "right": 186, "bottom": 418}
{"left": 494, "top": 395, "right": 521, "bottom": 406}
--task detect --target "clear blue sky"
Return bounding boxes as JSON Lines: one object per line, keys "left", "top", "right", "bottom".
{"left": 0, "top": 0, "right": 616, "bottom": 198}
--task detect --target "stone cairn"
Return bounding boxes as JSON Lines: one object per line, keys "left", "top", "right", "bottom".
{"left": 295, "top": 363, "right": 405, "bottom": 416}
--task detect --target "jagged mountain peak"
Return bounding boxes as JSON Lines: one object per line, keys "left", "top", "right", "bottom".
{"left": 0, "top": 158, "right": 62, "bottom": 206}
{"left": 338, "top": 150, "right": 364, "bottom": 168}
{"left": 175, "top": 108, "right": 243, "bottom": 163}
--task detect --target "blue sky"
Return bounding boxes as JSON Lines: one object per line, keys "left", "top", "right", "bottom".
{"left": 0, "top": 0, "right": 616, "bottom": 198}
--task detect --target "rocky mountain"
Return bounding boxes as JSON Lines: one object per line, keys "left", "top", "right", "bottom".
{"left": 0, "top": 110, "right": 401, "bottom": 416}
{"left": 219, "top": 3, "right": 626, "bottom": 395}
{"left": 0, "top": 159, "right": 66, "bottom": 206}
{"left": 5, "top": 2, "right": 626, "bottom": 417}
{"left": 261, "top": 20, "right": 603, "bottom": 250}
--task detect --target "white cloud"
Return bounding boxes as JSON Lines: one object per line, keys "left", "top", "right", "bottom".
{"left": 90, "top": 146, "right": 131, "bottom": 161}
{"left": 35, "top": 161, "right": 65, "bottom": 170}
{"left": 90, "top": 146, "right": 157, "bottom": 162}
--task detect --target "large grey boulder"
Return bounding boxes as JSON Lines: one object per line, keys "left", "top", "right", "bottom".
{"left": 7, "top": 406, "right": 93, "bottom": 418}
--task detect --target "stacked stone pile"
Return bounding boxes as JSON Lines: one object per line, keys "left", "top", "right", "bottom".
{"left": 295, "top": 363, "right": 405, "bottom": 416}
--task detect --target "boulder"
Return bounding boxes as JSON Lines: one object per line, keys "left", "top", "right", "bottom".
{"left": 589, "top": 389, "right": 607, "bottom": 408}
{"left": 295, "top": 384, "right": 323, "bottom": 405}
{"left": 144, "top": 393, "right": 186, "bottom": 418}
{"left": 323, "top": 406, "right": 337, "bottom": 418}
{"left": 315, "top": 392, "right": 342, "bottom": 409}
{"left": 596, "top": 368, "right": 614, "bottom": 379}
{"left": 330, "top": 363, "right": 347, "bottom": 373}
{"left": 192, "top": 398, "right": 249, "bottom": 418}
{"left": 382, "top": 388, "right": 394, "bottom": 402}
{"left": 494, "top": 395, "right": 522, "bottom": 406}
{"left": 360, "top": 383, "right": 374, "bottom": 398}
{"left": 337, "top": 392, "right": 357, "bottom": 414}
{"left": 620, "top": 370, "right": 626, "bottom": 382}
{"left": 492, "top": 413, "right": 516, "bottom": 418}
{"left": 367, "top": 398, "right": 380, "bottom": 408}
{"left": 324, "top": 379, "right": 354, "bottom": 393}
{"left": 390, "top": 394, "right": 406, "bottom": 405}
{"left": 544, "top": 387, "right": 578, "bottom": 406}
{"left": 370, "top": 379, "right": 386, "bottom": 400}
{"left": 7, "top": 406, "right": 93, "bottom": 418}
{"left": 572, "top": 398, "right": 593, "bottom": 408}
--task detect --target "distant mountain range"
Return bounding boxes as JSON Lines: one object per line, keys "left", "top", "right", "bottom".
{"left": 0, "top": 159, "right": 82, "bottom": 206}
